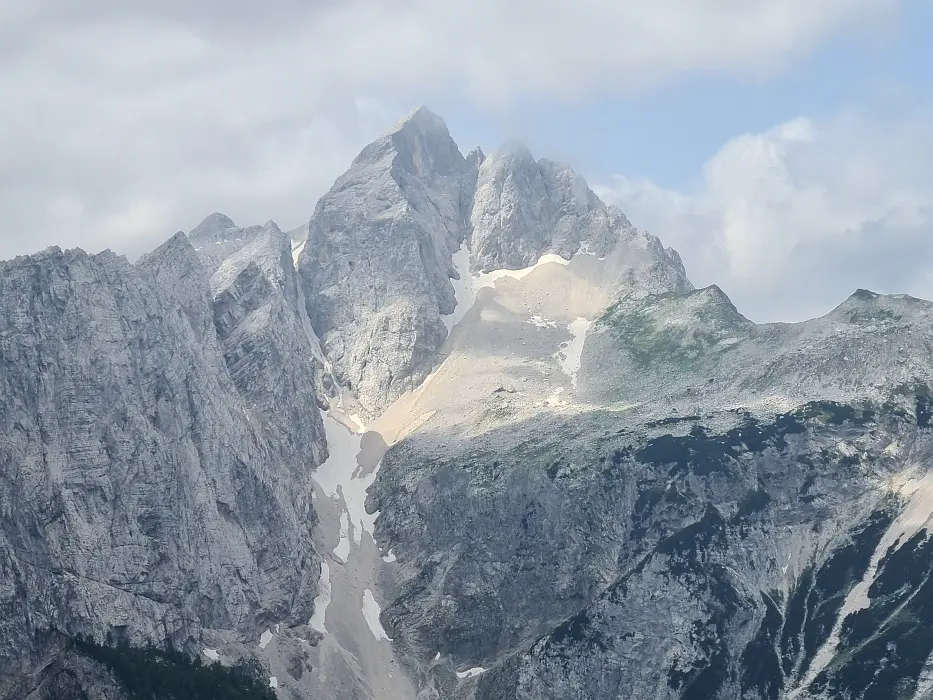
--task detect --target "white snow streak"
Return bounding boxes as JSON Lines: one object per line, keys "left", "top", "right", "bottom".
{"left": 794, "top": 470, "right": 933, "bottom": 694}
{"left": 362, "top": 589, "right": 392, "bottom": 641}
{"left": 259, "top": 629, "right": 273, "bottom": 649}
{"left": 529, "top": 315, "right": 558, "bottom": 329}
{"left": 309, "top": 560, "right": 331, "bottom": 634}
{"left": 334, "top": 511, "right": 351, "bottom": 562}
{"left": 474, "top": 253, "right": 569, "bottom": 291}
{"left": 313, "top": 410, "right": 387, "bottom": 563}
{"left": 441, "top": 247, "right": 571, "bottom": 334}
{"left": 442, "top": 242, "right": 475, "bottom": 332}
{"left": 555, "top": 317, "right": 591, "bottom": 388}
{"left": 291, "top": 240, "right": 306, "bottom": 266}
{"left": 456, "top": 667, "right": 487, "bottom": 679}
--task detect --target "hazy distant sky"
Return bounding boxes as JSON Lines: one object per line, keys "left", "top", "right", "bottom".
{"left": 1, "top": 0, "right": 931, "bottom": 321}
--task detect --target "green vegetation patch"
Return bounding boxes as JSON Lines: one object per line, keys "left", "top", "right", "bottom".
{"left": 599, "top": 292, "right": 749, "bottom": 370}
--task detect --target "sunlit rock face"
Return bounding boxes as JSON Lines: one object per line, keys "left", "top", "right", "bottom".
{"left": 0, "top": 235, "right": 324, "bottom": 697}
{"left": 4, "top": 107, "right": 933, "bottom": 700}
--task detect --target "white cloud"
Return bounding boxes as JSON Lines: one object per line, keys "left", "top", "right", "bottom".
{"left": 596, "top": 107, "right": 933, "bottom": 322}
{"left": 0, "top": 0, "right": 906, "bottom": 260}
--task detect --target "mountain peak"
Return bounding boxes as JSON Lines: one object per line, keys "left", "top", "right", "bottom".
{"left": 491, "top": 139, "right": 535, "bottom": 162}
{"left": 348, "top": 105, "right": 465, "bottom": 182}
{"left": 390, "top": 105, "right": 447, "bottom": 134}
{"left": 467, "top": 146, "right": 486, "bottom": 167}
{"left": 828, "top": 288, "right": 931, "bottom": 324}
{"left": 189, "top": 212, "right": 236, "bottom": 240}
{"left": 261, "top": 219, "right": 282, "bottom": 235}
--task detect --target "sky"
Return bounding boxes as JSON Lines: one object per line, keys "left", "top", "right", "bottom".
{"left": 0, "top": 0, "right": 931, "bottom": 322}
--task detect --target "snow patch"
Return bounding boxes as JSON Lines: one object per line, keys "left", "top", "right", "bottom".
{"left": 434, "top": 652, "right": 441, "bottom": 661}
{"left": 269, "top": 676, "right": 278, "bottom": 689}
{"left": 441, "top": 248, "right": 572, "bottom": 334}
{"left": 313, "top": 410, "right": 384, "bottom": 558}
{"left": 291, "top": 240, "right": 306, "bottom": 266}
{"left": 794, "top": 469, "right": 933, "bottom": 693}
{"left": 312, "top": 411, "right": 362, "bottom": 499}
{"left": 577, "top": 244, "right": 606, "bottom": 260}
{"left": 348, "top": 413, "right": 367, "bottom": 433}
{"left": 259, "top": 629, "right": 273, "bottom": 649}
{"left": 442, "top": 242, "right": 475, "bottom": 332}
{"left": 334, "top": 511, "right": 351, "bottom": 562}
{"left": 362, "top": 589, "right": 392, "bottom": 641}
{"left": 554, "top": 317, "right": 591, "bottom": 389}
{"left": 456, "top": 667, "right": 487, "bottom": 679}
{"left": 529, "top": 315, "right": 557, "bottom": 329}
{"left": 203, "top": 648, "right": 219, "bottom": 661}
{"left": 474, "top": 253, "right": 570, "bottom": 292}
{"left": 309, "top": 560, "right": 331, "bottom": 634}
{"left": 382, "top": 549, "right": 397, "bottom": 563}
{"left": 340, "top": 458, "right": 382, "bottom": 547}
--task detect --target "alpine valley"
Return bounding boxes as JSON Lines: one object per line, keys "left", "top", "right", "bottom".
{"left": 2, "top": 107, "right": 932, "bottom": 700}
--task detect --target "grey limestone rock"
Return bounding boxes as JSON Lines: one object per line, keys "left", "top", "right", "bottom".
{"left": 297, "top": 106, "right": 478, "bottom": 416}
{"left": 296, "top": 108, "right": 690, "bottom": 418}
{"left": 211, "top": 220, "right": 329, "bottom": 474}
{"left": 187, "top": 212, "right": 264, "bottom": 273}
{"left": 469, "top": 143, "right": 626, "bottom": 272}
{"left": 372, "top": 387, "right": 933, "bottom": 700}
{"left": 5, "top": 107, "right": 933, "bottom": 700}
{"left": 0, "top": 237, "right": 322, "bottom": 696}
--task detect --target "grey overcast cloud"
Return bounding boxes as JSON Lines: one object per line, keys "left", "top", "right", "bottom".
{"left": 1, "top": 0, "right": 931, "bottom": 321}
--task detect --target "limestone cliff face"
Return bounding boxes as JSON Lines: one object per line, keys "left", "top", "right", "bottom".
{"left": 0, "top": 236, "right": 323, "bottom": 696}
{"left": 469, "top": 142, "right": 624, "bottom": 272}
{"left": 4, "top": 108, "right": 933, "bottom": 700}
{"left": 294, "top": 108, "right": 691, "bottom": 418}
{"left": 297, "top": 107, "right": 478, "bottom": 417}
{"left": 371, "top": 401, "right": 933, "bottom": 700}
{"left": 367, "top": 281, "right": 933, "bottom": 700}
{"left": 211, "top": 221, "right": 328, "bottom": 476}
{"left": 187, "top": 212, "right": 265, "bottom": 273}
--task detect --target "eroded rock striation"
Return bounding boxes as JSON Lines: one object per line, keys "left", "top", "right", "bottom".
{"left": 0, "top": 236, "right": 324, "bottom": 698}
{"left": 3, "top": 107, "right": 933, "bottom": 700}
{"left": 297, "top": 107, "right": 478, "bottom": 416}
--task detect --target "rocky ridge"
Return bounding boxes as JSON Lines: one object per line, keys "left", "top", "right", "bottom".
{"left": 2, "top": 107, "right": 933, "bottom": 700}
{"left": 0, "top": 236, "right": 325, "bottom": 698}
{"left": 296, "top": 106, "right": 666, "bottom": 417}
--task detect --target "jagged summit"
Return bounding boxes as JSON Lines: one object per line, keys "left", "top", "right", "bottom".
{"left": 350, "top": 105, "right": 466, "bottom": 180}
{"left": 469, "top": 138, "right": 635, "bottom": 272}
{"left": 467, "top": 146, "right": 486, "bottom": 167}
{"left": 138, "top": 230, "right": 205, "bottom": 293}
{"left": 491, "top": 139, "right": 535, "bottom": 162}
{"left": 694, "top": 283, "right": 740, "bottom": 309}
{"left": 260, "top": 219, "right": 282, "bottom": 234}
{"left": 6, "top": 106, "right": 933, "bottom": 700}
{"left": 186, "top": 213, "right": 270, "bottom": 274}
{"left": 831, "top": 287, "right": 929, "bottom": 313}
{"left": 388, "top": 105, "right": 448, "bottom": 134}
{"left": 297, "top": 107, "right": 695, "bottom": 415}
{"left": 299, "top": 110, "right": 477, "bottom": 414}
{"left": 189, "top": 212, "right": 237, "bottom": 240}
{"left": 211, "top": 218, "right": 293, "bottom": 296}
{"left": 825, "top": 287, "right": 931, "bottom": 327}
